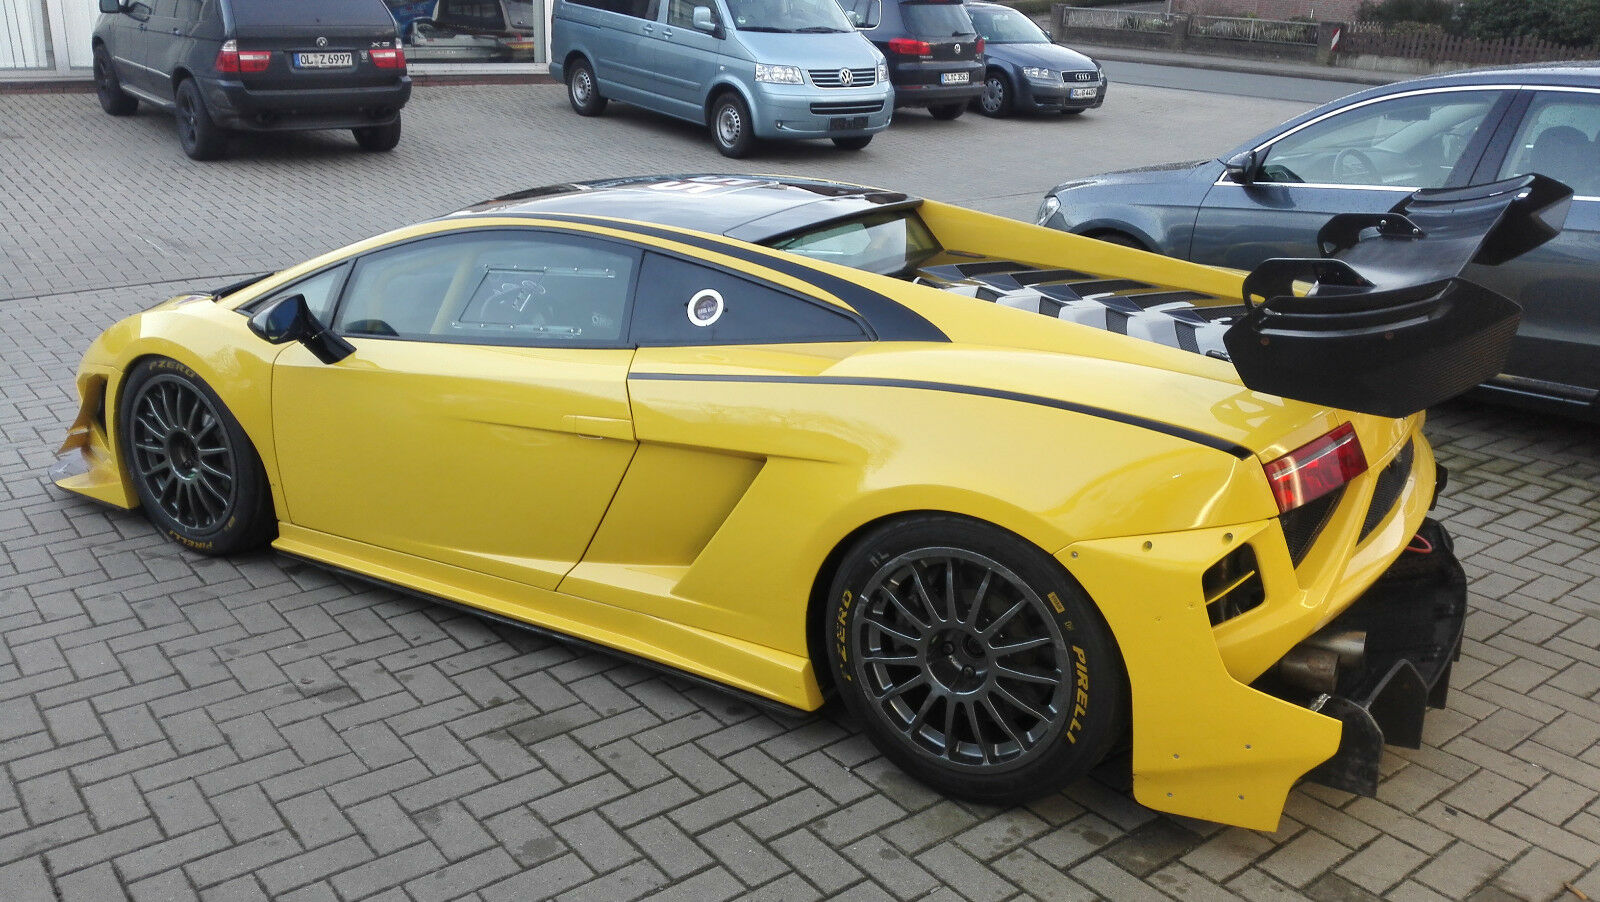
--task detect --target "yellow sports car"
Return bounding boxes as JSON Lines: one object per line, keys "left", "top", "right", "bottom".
{"left": 53, "top": 173, "right": 1566, "bottom": 830}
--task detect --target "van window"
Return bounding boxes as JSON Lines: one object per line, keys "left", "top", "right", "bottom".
{"left": 900, "top": 1, "right": 974, "bottom": 37}
{"left": 837, "top": 0, "right": 879, "bottom": 27}
{"left": 725, "top": 0, "right": 852, "bottom": 32}
{"left": 566, "top": 0, "right": 656, "bottom": 17}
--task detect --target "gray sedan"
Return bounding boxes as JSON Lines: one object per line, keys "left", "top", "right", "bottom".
{"left": 1037, "top": 64, "right": 1600, "bottom": 420}
{"left": 967, "top": 2, "right": 1105, "bottom": 117}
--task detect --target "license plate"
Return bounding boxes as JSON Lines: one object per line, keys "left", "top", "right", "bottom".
{"left": 1071, "top": 86, "right": 1097, "bottom": 99}
{"left": 295, "top": 52, "right": 353, "bottom": 68}
{"left": 940, "top": 72, "right": 969, "bottom": 85}
{"left": 829, "top": 116, "right": 868, "bottom": 131}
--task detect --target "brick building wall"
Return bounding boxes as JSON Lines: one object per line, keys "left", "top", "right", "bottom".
{"left": 1171, "top": 0, "right": 1364, "bottom": 21}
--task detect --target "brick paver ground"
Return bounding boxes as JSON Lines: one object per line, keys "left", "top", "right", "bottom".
{"left": 2, "top": 83, "right": 1598, "bottom": 902}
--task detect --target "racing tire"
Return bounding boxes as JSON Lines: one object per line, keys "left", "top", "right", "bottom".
{"left": 175, "top": 78, "right": 227, "bottom": 161}
{"left": 928, "top": 102, "right": 966, "bottom": 121}
{"left": 94, "top": 46, "right": 138, "bottom": 116}
{"left": 711, "top": 93, "right": 756, "bottom": 158}
{"left": 567, "top": 59, "right": 608, "bottom": 116}
{"left": 826, "top": 515, "right": 1127, "bottom": 805}
{"left": 978, "top": 71, "right": 1012, "bottom": 118}
{"left": 832, "top": 135, "right": 872, "bottom": 151}
{"left": 118, "top": 357, "right": 275, "bottom": 556}
{"left": 353, "top": 117, "right": 402, "bottom": 152}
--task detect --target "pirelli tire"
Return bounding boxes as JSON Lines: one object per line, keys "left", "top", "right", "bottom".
{"left": 826, "top": 515, "right": 1126, "bottom": 805}
{"left": 117, "top": 357, "right": 276, "bottom": 556}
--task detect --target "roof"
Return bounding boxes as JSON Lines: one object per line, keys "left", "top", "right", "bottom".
{"left": 450, "top": 174, "right": 922, "bottom": 244}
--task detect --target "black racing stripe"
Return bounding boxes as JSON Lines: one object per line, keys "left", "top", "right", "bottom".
{"left": 524, "top": 213, "right": 950, "bottom": 343}
{"left": 630, "top": 372, "right": 1253, "bottom": 458}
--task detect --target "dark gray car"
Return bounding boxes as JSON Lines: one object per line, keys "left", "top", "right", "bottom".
{"left": 93, "top": 0, "right": 411, "bottom": 160}
{"left": 1037, "top": 64, "right": 1600, "bottom": 420}
{"left": 966, "top": 2, "right": 1104, "bottom": 117}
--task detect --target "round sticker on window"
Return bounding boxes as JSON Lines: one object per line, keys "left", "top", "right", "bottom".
{"left": 687, "top": 289, "right": 724, "bottom": 327}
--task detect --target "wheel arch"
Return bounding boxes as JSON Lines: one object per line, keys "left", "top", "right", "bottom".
{"left": 1079, "top": 226, "right": 1154, "bottom": 252}
{"left": 702, "top": 80, "right": 755, "bottom": 128}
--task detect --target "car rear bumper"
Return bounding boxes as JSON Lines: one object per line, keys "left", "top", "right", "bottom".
{"left": 890, "top": 60, "right": 983, "bottom": 107}
{"left": 200, "top": 76, "right": 412, "bottom": 131}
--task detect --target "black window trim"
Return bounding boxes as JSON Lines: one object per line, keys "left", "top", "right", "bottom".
{"left": 236, "top": 261, "right": 352, "bottom": 320}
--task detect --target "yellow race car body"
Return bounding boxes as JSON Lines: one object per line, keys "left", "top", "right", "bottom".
{"left": 55, "top": 174, "right": 1506, "bottom": 830}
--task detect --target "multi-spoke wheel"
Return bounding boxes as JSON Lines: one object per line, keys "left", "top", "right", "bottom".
{"left": 827, "top": 516, "right": 1125, "bottom": 804}
{"left": 175, "top": 78, "right": 227, "bottom": 161}
{"left": 93, "top": 46, "right": 138, "bottom": 116}
{"left": 118, "top": 358, "right": 274, "bottom": 555}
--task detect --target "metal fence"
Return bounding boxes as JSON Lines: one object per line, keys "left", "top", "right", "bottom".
{"left": 1189, "top": 14, "right": 1318, "bottom": 46}
{"left": 1059, "top": 6, "right": 1177, "bottom": 33}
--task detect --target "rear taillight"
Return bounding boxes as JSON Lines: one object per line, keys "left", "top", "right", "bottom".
{"left": 370, "top": 47, "right": 405, "bottom": 69}
{"left": 975, "top": 37, "right": 985, "bottom": 55}
{"left": 888, "top": 37, "right": 932, "bottom": 55}
{"left": 1263, "top": 422, "right": 1367, "bottom": 514}
{"left": 215, "top": 39, "right": 270, "bottom": 73}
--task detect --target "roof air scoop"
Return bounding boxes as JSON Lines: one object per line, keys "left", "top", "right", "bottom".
{"left": 1224, "top": 174, "right": 1572, "bottom": 417}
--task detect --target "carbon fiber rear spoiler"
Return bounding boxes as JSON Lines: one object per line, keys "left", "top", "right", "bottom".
{"left": 1222, "top": 174, "right": 1572, "bottom": 417}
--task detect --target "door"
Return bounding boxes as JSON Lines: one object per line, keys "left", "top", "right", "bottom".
{"left": 104, "top": 0, "right": 160, "bottom": 95}
{"left": 1469, "top": 87, "right": 1600, "bottom": 399}
{"left": 269, "top": 227, "right": 643, "bottom": 591}
{"left": 651, "top": 0, "right": 721, "bottom": 116}
{"left": 142, "top": 0, "right": 199, "bottom": 103}
{"left": 1190, "top": 88, "right": 1512, "bottom": 270}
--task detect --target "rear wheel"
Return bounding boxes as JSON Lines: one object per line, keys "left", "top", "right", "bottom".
{"left": 567, "top": 59, "right": 607, "bottom": 116}
{"left": 94, "top": 46, "right": 138, "bottom": 116}
{"left": 826, "top": 516, "right": 1127, "bottom": 805}
{"left": 353, "top": 117, "right": 402, "bottom": 152}
{"left": 118, "top": 358, "right": 275, "bottom": 555}
{"left": 711, "top": 93, "right": 756, "bottom": 158}
{"left": 175, "top": 78, "right": 227, "bottom": 161}
{"left": 928, "top": 101, "right": 966, "bottom": 121}
{"left": 978, "top": 72, "right": 1011, "bottom": 117}
{"left": 833, "top": 135, "right": 872, "bottom": 151}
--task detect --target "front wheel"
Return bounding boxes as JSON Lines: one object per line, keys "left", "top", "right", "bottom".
{"left": 118, "top": 358, "right": 275, "bottom": 555}
{"left": 94, "top": 46, "right": 138, "bottom": 116}
{"left": 711, "top": 93, "right": 756, "bottom": 158}
{"left": 567, "top": 59, "right": 607, "bottom": 116}
{"left": 832, "top": 135, "right": 872, "bottom": 151}
{"left": 978, "top": 73, "right": 1011, "bottom": 117}
{"left": 826, "top": 516, "right": 1127, "bottom": 805}
{"left": 928, "top": 102, "right": 966, "bottom": 121}
{"left": 353, "top": 117, "right": 402, "bottom": 152}
{"left": 175, "top": 78, "right": 227, "bottom": 160}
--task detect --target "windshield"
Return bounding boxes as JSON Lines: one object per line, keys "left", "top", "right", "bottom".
{"left": 969, "top": 6, "right": 1048, "bottom": 43}
{"left": 900, "top": 2, "right": 975, "bottom": 37}
{"left": 726, "top": 0, "right": 853, "bottom": 32}
{"left": 767, "top": 210, "right": 942, "bottom": 277}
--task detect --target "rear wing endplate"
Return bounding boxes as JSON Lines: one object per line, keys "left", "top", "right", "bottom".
{"left": 1222, "top": 174, "right": 1572, "bottom": 417}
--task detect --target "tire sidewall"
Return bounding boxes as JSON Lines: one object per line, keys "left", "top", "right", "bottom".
{"left": 826, "top": 516, "right": 1125, "bottom": 802}
{"left": 712, "top": 95, "right": 753, "bottom": 158}
{"left": 117, "top": 357, "right": 272, "bottom": 555}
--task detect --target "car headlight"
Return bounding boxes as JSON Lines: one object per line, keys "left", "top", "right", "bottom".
{"left": 876, "top": 61, "right": 889, "bottom": 83}
{"left": 755, "top": 64, "right": 804, "bottom": 85}
{"left": 1023, "top": 66, "right": 1053, "bottom": 80}
{"left": 1036, "top": 195, "right": 1061, "bottom": 226}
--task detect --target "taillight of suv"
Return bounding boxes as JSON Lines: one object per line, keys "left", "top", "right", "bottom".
{"left": 215, "top": 40, "right": 270, "bottom": 74}
{"left": 370, "top": 46, "right": 406, "bottom": 69}
{"left": 888, "top": 37, "right": 932, "bottom": 56}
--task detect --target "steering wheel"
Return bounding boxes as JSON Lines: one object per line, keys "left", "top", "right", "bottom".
{"left": 1331, "top": 148, "right": 1379, "bottom": 184}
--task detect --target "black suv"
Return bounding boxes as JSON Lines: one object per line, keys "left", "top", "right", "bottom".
{"left": 93, "top": 0, "right": 412, "bottom": 160}
{"left": 840, "top": 0, "right": 983, "bottom": 119}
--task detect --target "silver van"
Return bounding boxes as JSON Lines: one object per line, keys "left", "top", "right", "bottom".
{"left": 550, "top": 0, "right": 893, "bottom": 156}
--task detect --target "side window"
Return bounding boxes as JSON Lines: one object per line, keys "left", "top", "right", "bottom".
{"left": 1498, "top": 91, "right": 1600, "bottom": 197}
{"left": 837, "top": 0, "right": 879, "bottom": 28}
{"left": 1259, "top": 90, "right": 1500, "bottom": 189}
{"left": 567, "top": 0, "right": 655, "bottom": 17}
{"left": 172, "top": 0, "right": 203, "bottom": 26}
{"left": 261, "top": 264, "right": 350, "bottom": 326}
{"left": 333, "top": 231, "right": 638, "bottom": 346}
{"left": 667, "top": 0, "right": 707, "bottom": 28}
{"left": 632, "top": 253, "right": 868, "bottom": 345}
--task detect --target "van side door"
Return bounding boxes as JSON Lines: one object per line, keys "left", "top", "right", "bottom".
{"left": 650, "top": 0, "right": 723, "bottom": 117}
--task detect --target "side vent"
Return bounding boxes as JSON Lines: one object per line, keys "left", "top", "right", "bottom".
{"left": 1202, "top": 544, "right": 1265, "bottom": 626}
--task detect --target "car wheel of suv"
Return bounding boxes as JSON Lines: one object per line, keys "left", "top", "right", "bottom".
{"left": 353, "top": 117, "right": 402, "bottom": 152}
{"left": 826, "top": 515, "right": 1128, "bottom": 805}
{"left": 567, "top": 59, "right": 608, "bottom": 116}
{"left": 928, "top": 102, "right": 966, "bottom": 121}
{"left": 979, "top": 72, "right": 1011, "bottom": 118}
{"left": 175, "top": 79, "right": 227, "bottom": 161}
{"left": 93, "top": 47, "right": 138, "bottom": 116}
{"left": 711, "top": 93, "right": 756, "bottom": 158}
{"left": 832, "top": 135, "right": 872, "bottom": 151}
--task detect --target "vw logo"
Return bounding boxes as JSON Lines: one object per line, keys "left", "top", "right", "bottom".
{"left": 953, "top": 43, "right": 961, "bottom": 54}
{"left": 316, "top": 36, "right": 329, "bottom": 47}
{"left": 838, "top": 68, "right": 853, "bottom": 86}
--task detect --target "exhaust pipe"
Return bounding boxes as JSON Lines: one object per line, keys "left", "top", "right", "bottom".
{"left": 1277, "top": 629, "right": 1367, "bottom": 695}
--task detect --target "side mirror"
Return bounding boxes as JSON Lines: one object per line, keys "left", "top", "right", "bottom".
{"left": 1223, "top": 149, "right": 1259, "bottom": 185}
{"left": 248, "top": 294, "right": 355, "bottom": 364}
{"left": 1044, "top": 29, "right": 1054, "bottom": 42}
{"left": 692, "top": 6, "right": 716, "bottom": 32}
{"left": 99, "top": 0, "right": 122, "bottom": 12}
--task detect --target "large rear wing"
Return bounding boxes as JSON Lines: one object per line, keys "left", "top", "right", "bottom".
{"left": 1223, "top": 174, "right": 1572, "bottom": 417}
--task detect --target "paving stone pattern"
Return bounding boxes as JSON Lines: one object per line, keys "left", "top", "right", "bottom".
{"left": 2, "top": 85, "right": 1599, "bottom": 901}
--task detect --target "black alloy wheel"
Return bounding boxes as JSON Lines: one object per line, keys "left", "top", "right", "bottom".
{"left": 827, "top": 516, "right": 1126, "bottom": 804}
{"left": 175, "top": 78, "right": 227, "bottom": 160}
{"left": 119, "top": 358, "right": 274, "bottom": 555}
{"left": 93, "top": 46, "right": 138, "bottom": 116}
{"left": 354, "top": 116, "right": 403, "bottom": 152}
{"left": 928, "top": 101, "right": 966, "bottom": 120}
